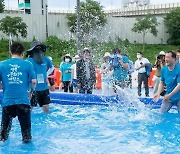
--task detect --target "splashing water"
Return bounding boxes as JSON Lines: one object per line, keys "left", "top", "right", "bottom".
{"left": 0, "top": 85, "right": 179, "bottom": 153}
{"left": 0, "top": 101, "right": 179, "bottom": 153}
{"left": 112, "top": 85, "right": 153, "bottom": 122}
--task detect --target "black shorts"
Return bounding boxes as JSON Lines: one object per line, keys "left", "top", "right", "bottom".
{"left": 31, "top": 89, "right": 51, "bottom": 107}
{"left": 48, "top": 78, "right": 55, "bottom": 86}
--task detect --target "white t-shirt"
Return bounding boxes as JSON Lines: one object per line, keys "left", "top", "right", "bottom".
{"left": 100, "top": 62, "right": 113, "bottom": 80}
{"left": 85, "top": 61, "right": 90, "bottom": 80}
{"left": 135, "top": 58, "right": 150, "bottom": 73}
{"left": 71, "top": 63, "right": 77, "bottom": 79}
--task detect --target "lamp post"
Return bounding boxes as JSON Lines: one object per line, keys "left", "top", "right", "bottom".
{"left": 45, "top": 4, "right": 48, "bottom": 38}
{"left": 77, "top": 0, "right": 81, "bottom": 53}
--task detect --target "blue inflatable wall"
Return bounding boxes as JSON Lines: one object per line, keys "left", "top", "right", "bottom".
{"left": 0, "top": 90, "right": 163, "bottom": 109}
{"left": 49, "top": 92, "right": 163, "bottom": 109}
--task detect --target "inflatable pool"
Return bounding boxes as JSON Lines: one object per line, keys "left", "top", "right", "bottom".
{"left": 0, "top": 90, "right": 163, "bottom": 109}
{"left": 49, "top": 92, "right": 163, "bottom": 108}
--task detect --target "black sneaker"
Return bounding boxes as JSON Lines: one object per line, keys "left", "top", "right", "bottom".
{"left": 146, "top": 94, "right": 150, "bottom": 97}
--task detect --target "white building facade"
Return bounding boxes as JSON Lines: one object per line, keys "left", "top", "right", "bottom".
{"left": 18, "top": 0, "right": 48, "bottom": 15}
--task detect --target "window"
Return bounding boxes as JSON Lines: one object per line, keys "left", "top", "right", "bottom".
{"left": 25, "top": 0, "right": 30, "bottom": 3}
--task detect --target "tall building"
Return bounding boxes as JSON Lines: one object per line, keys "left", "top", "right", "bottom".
{"left": 18, "top": 0, "right": 48, "bottom": 14}
{"left": 122, "top": 0, "right": 150, "bottom": 7}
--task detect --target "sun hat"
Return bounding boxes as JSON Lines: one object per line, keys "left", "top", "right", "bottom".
{"left": 64, "top": 53, "right": 71, "bottom": 58}
{"left": 104, "top": 52, "right": 110, "bottom": 57}
{"left": 63, "top": 53, "right": 72, "bottom": 61}
{"left": 159, "top": 51, "right": 165, "bottom": 55}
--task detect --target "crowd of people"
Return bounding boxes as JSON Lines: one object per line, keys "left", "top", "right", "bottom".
{"left": 60, "top": 47, "right": 150, "bottom": 96}
{"left": 0, "top": 41, "right": 179, "bottom": 144}
{"left": 58, "top": 47, "right": 180, "bottom": 115}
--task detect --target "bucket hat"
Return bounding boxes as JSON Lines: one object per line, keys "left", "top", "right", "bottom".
{"left": 63, "top": 53, "right": 72, "bottom": 62}
{"left": 27, "top": 41, "right": 46, "bottom": 53}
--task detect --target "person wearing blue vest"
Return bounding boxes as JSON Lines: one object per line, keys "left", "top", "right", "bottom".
{"left": 60, "top": 54, "right": 73, "bottom": 93}
{"left": 26, "top": 41, "right": 53, "bottom": 114}
{"left": 154, "top": 51, "right": 180, "bottom": 113}
{"left": 0, "top": 42, "right": 36, "bottom": 143}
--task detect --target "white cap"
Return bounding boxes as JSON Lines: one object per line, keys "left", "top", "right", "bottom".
{"left": 104, "top": 52, "right": 110, "bottom": 57}
{"left": 84, "top": 47, "right": 89, "bottom": 50}
{"left": 65, "top": 53, "right": 71, "bottom": 57}
{"left": 159, "top": 51, "right": 165, "bottom": 55}
{"left": 47, "top": 56, "right": 52, "bottom": 61}
{"left": 74, "top": 55, "right": 79, "bottom": 59}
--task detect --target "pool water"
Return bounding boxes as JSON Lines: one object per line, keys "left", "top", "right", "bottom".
{"left": 0, "top": 103, "right": 179, "bottom": 154}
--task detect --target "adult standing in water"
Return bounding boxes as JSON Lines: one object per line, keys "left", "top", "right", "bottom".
{"left": 0, "top": 42, "right": 36, "bottom": 143}
{"left": 154, "top": 51, "right": 180, "bottom": 113}
{"left": 76, "top": 48, "right": 96, "bottom": 94}
{"left": 26, "top": 41, "right": 53, "bottom": 113}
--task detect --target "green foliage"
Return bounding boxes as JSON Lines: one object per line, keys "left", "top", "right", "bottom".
{"left": 66, "top": 0, "right": 107, "bottom": 40}
{"left": 0, "top": 39, "right": 9, "bottom": 54}
{"left": 132, "top": 14, "right": 159, "bottom": 36}
{"left": 0, "top": 39, "right": 179, "bottom": 67}
{"left": 164, "top": 8, "right": 180, "bottom": 45}
{"left": 0, "top": 16, "right": 28, "bottom": 39}
{"left": 0, "top": 40, "right": 31, "bottom": 61}
{"left": 46, "top": 36, "right": 77, "bottom": 66}
{"left": 66, "top": 13, "right": 77, "bottom": 33}
{"left": 0, "top": 0, "right": 5, "bottom": 13}
{"left": 132, "top": 14, "right": 159, "bottom": 51}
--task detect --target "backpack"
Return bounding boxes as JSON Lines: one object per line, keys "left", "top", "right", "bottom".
{"left": 145, "top": 63, "right": 152, "bottom": 77}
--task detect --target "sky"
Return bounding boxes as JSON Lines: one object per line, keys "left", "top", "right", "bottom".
{"left": 4, "top": 0, "right": 180, "bottom": 11}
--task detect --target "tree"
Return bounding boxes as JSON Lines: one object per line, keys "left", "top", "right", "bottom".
{"left": 0, "top": 16, "right": 27, "bottom": 49}
{"left": 132, "top": 14, "right": 159, "bottom": 51}
{"left": 0, "top": 0, "right": 5, "bottom": 13}
{"left": 66, "top": 0, "right": 107, "bottom": 44}
{"left": 0, "top": 16, "right": 27, "bottom": 39}
{"left": 164, "top": 8, "right": 180, "bottom": 45}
